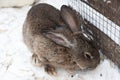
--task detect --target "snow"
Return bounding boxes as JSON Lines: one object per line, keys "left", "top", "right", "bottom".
{"left": 0, "top": 0, "right": 34, "bottom": 7}
{"left": 0, "top": 0, "right": 120, "bottom": 80}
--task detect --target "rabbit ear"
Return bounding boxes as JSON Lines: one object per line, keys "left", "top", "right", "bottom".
{"left": 61, "top": 5, "right": 80, "bottom": 34}
{"left": 42, "top": 31, "right": 74, "bottom": 48}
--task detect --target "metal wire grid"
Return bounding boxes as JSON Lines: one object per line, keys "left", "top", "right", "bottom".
{"left": 68, "top": 0, "right": 120, "bottom": 46}
{"left": 68, "top": 0, "right": 120, "bottom": 67}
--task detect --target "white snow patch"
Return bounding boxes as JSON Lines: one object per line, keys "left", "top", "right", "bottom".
{"left": 0, "top": 0, "right": 34, "bottom": 7}
{"left": 0, "top": 0, "right": 120, "bottom": 80}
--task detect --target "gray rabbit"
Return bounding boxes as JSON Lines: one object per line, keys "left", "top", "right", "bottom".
{"left": 23, "top": 3, "right": 100, "bottom": 75}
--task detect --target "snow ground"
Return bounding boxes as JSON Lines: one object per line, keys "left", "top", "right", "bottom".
{"left": 0, "top": 0, "right": 120, "bottom": 80}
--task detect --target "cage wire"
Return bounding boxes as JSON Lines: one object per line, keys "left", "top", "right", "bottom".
{"left": 68, "top": 0, "right": 120, "bottom": 68}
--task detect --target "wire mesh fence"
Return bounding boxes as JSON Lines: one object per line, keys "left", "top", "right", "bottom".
{"left": 68, "top": 0, "right": 120, "bottom": 67}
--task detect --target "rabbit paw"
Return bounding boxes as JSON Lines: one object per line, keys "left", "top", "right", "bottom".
{"left": 32, "top": 54, "right": 42, "bottom": 66}
{"left": 45, "top": 65, "right": 57, "bottom": 76}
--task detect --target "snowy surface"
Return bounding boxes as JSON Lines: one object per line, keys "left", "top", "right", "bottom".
{"left": 0, "top": 0, "right": 34, "bottom": 7}
{"left": 0, "top": 0, "right": 120, "bottom": 80}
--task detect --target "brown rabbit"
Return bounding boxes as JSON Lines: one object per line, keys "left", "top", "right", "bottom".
{"left": 23, "top": 3, "right": 100, "bottom": 75}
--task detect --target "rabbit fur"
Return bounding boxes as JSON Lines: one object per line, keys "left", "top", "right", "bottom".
{"left": 23, "top": 3, "right": 100, "bottom": 75}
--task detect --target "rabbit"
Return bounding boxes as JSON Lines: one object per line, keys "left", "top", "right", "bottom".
{"left": 23, "top": 3, "right": 100, "bottom": 75}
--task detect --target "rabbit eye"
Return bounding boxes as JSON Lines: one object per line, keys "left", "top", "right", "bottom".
{"left": 84, "top": 52, "right": 93, "bottom": 59}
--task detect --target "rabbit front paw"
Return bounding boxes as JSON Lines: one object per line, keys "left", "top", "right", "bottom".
{"left": 45, "top": 65, "right": 57, "bottom": 76}
{"left": 32, "top": 54, "right": 42, "bottom": 66}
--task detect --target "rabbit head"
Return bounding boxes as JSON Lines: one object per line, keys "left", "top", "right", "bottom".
{"left": 42, "top": 5, "right": 100, "bottom": 70}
